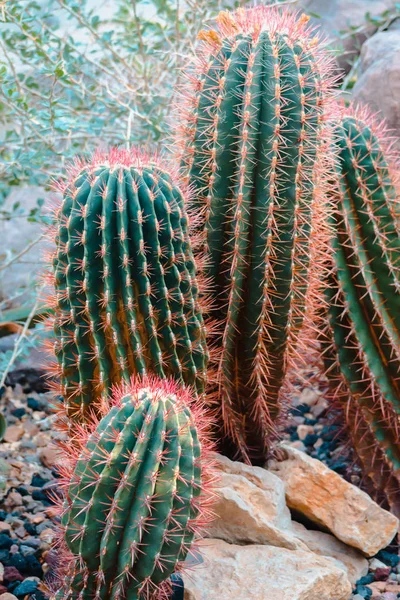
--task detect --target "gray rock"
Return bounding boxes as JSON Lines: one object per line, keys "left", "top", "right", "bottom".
{"left": 299, "top": 0, "right": 396, "bottom": 72}
{"left": 19, "top": 545, "right": 36, "bottom": 557}
{"left": 352, "top": 26, "right": 400, "bottom": 138}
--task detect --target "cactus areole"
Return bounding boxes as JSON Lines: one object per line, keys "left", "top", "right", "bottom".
{"left": 324, "top": 105, "right": 400, "bottom": 515}
{"left": 49, "top": 150, "right": 208, "bottom": 421}
{"left": 176, "top": 7, "right": 336, "bottom": 462}
{"left": 52, "top": 377, "right": 215, "bottom": 600}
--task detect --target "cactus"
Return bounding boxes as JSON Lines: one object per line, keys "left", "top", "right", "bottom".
{"left": 174, "top": 6, "right": 336, "bottom": 462}
{"left": 46, "top": 149, "right": 208, "bottom": 421}
{"left": 50, "top": 376, "right": 215, "bottom": 600}
{"left": 323, "top": 104, "right": 400, "bottom": 515}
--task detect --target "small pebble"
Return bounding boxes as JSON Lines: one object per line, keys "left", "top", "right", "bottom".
{"left": 376, "top": 551, "right": 400, "bottom": 568}
{"left": 3, "top": 567, "right": 23, "bottom": 583}
{"left": 374, "top": 567, "right": 392, "bottom": 581}
{"left": 0, "top": 537, "right": 12, "bottom": 551}
{"left": 13, "top": 579, "right": 38, "bottom": 596}
{"left": 3, "top": 494, "right": 22, "bottom": 510}
{"left": 3, "top": 428, "right": 24, "bottom": 444}
{"left": 19, "top": 546, "right": 36, "bottom": 558}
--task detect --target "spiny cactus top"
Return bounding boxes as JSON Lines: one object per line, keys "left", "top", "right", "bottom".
{"left": 50, "top": 376, "right": 215, "bottom": 600}
{"left": 174, "top": 6, "right": 337, "bottom": 462}
{"left": 45, "top": 149, "right": 209, "bottom": 421}
{"left": 324, "top": 103, "right": 400, "bottom": 515}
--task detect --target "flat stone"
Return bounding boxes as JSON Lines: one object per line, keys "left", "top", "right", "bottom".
{"left": 269, "top": 444, "right": 399, "bottom": 556}
{"left": 206, "top": 454, "right": 305, "bottom": 549}
{"left": 182, "top": 539, "right": 352, "bottom": 600}
{"left": 291, "top": 521, "right": 368, "bottom": 585}
{"left": 0, "top": 594, "right": 18, "bottom": 600}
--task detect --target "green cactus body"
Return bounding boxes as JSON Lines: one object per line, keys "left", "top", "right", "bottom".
{"left": 50, "top": 150, "right": 208, "bottom": 421}
{"left": 53, "top": 377, "right": 213, "bottom": 600}
{"left": 325, "top": 105, "right": 400, "bottom": 514}
{"left": 176, "top": 7, "right": 335, "bottom": 461}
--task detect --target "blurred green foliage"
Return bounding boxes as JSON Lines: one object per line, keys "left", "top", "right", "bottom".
{"left": 0, "top": 0, "right": 246, "bottom": 214}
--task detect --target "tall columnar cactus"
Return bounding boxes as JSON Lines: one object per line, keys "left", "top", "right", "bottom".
{"left": 50, "top": 376, "right": 215, "bottom": 600}
{"left": 46, "top": 149, "right": 208, "bottom": 421}
{"left": 323, "top": 104, "right": 400, "bottom": 515}
{"left": 175, "top": 6, "right": 336, "bottom": 462}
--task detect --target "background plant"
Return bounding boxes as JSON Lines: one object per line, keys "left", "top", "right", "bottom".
{"left": 0, "top": 0, "right": 251, "bottom": 383}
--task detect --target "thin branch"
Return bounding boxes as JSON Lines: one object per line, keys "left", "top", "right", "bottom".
{"left": 0, "top": 234, "right": 45, "bottom": 273}
{"left": 0, "top": 284, "right": 44, "bottom": 389}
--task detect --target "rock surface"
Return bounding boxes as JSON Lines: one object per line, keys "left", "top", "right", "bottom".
{"left": 352, "top": 26, "right": 400, "bottom": 138}
{"left": 291, "top": 522, "right": 368, "bottom": 585}
{"left": 207, "top": 454, "right": 305, "bottom": 550}
{"left": 182, "top": 539, "right": 352, "bottom": 600}
{"left": 269, "top": 445, "right": 399, "bottom": 556}
{"left": 299, "top": 0, "right": 395, "bottom": 71}
{"left": 209, "top": 454, "right": 368, "bottom": 586}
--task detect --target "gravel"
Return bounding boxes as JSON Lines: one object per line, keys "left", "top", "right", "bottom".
{"left": 0, "top": 365, "right": 399, "bottom": 599}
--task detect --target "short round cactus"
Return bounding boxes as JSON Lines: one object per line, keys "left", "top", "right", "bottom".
{"left": 50, "top": 376, "right": 215, "bottom": 600}
{"left": 45, "top": 149, "right": 209, "bottom": 422}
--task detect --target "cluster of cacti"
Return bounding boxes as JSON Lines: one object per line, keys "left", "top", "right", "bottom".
{"left": 174, "top": 6, "right": 336, "bottom": 462}
{"left": 42, "top": 5, "right": 400, "bottom": 597}
{"left": 46, "top": 149, "right": 208, "bottom": 422}
{"left": 322, "top": 104, "right": 400, "bottom": 514}
{"left": 49, "top": 377, "right": 214, "bottom": 600}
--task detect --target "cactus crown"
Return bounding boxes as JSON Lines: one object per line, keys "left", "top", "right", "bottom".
{"left": 174, "top": 6, "right": 336, "bottom": 461}
{"left": 50, "top": 376, "right": 215, "bottom": 600}
{"left": 45, "top": 149, "right": 209, "bottom": 421}
{"left": 324, "top": 103, "right": 400, "bottom": 514}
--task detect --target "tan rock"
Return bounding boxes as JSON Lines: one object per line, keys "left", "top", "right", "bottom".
{"left": 24, "top": 422, "right": 39, "bottom": 436}
{"left": 39, "top": 446, "right": 59, "bottom": 468}
{"left": 183, "top": 539, "right": 352, "bottom": 600}
{"left": 0, "top": 522, "right": 11, "bottom": 533}
{"left": 39, "top": 528, "right": 55, "bottom": 544}
{"left": 29, "top": 513, "right": 45, "bottom": 525}
{"left": 291, "top": 522, "right": 368, "bottom": 585}
{"left": 3, "top": 426, "right": 24, "bottom": 443}
{"left": 269, "top": 445, "right": 399, "bottom": 556}
{"left": 0, "top": 594, "right": 18, "bottom": 600}
{"left": 297, "top": 425, "right": 315, "bottom": 441}
{"left": 367, "top": 581, "right": 387, "bottom": 594}
{"left": 297, "top": 388, "right": 321, "bottom": 407}
{"left": 207, "top": 454, "right": 305, "bottom": 550}
{"left": 3, "top": 492, "right": 23, "bottom": 509}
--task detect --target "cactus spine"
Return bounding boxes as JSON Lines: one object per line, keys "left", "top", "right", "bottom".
{"left": 47, "top": 149, "right": 208, "bottom": 421}
{"left": 51, "top": 376, "right": 215, "bottom": 600}
{"left": 176, "top": 6, "right": 336, "bottom": 462}
{"left": 324, "top": 104, "right": 400, "bottom": 514}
